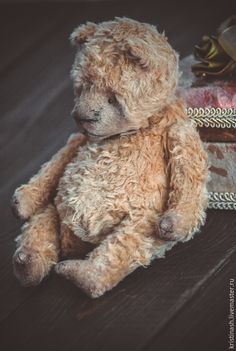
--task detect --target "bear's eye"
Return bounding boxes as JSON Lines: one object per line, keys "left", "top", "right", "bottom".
{"left": 108, "top": 95, "right": 116, "bottom": 104}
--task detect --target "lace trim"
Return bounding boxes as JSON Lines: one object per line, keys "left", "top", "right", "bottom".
{"left": 208, "top": 191, "right": 236, "bottom": 210}
{"left": 187, "top": 107, "right": 236, "bottom": 128}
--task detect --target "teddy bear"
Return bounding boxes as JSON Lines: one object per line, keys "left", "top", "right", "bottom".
{"left": 11, "top": 17, "right": 209, "bottom": 298}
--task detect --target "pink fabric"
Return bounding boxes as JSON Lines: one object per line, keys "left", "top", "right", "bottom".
{"left": 179, "top": 83, "right": 236, "bottom": 108}
{"left": 178, "top": 55, "right": 236, "bottom": 108}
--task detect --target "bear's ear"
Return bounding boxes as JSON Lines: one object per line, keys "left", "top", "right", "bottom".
{"left": 123, "top": 38, "right": 156, "bottom": 70}
{"left": 70, "top": 22, "right": 97, "bottom": 46}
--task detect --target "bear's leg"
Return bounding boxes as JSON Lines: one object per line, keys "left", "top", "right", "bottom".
{"left": 55, "top": 220, "right": 170, "bottom": 298}
{"left": 13, "top": 204, "right": 60, "bottom": 287}
{"left": 60, "top": 223, "right": 95, "bottom": 259}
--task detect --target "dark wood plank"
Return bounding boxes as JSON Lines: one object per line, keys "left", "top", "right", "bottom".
{"left": 0, "top": 210, "right": 235, "bottom": 351}
{"left": 0, "top": 4, "right": 67, "bottom": 75}
{"left": 144, "top": 250, "right": 236, "bottom": 351}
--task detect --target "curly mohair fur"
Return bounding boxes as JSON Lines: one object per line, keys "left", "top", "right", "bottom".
{"left": 12, "top": 17, "right": 209, "bottom": 298}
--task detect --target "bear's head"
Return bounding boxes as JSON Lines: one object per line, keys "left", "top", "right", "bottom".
{"left": 70, "top": 17, "right": 179, "bottom": 140}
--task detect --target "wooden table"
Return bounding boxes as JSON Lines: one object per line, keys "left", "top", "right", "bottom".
{"left": 0, "top": 2, "right": 235, "bottom": 351}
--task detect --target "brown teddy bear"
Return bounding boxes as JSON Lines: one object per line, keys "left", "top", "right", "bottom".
{"left": 11, "top": 17, "right": 209, "bottom": 298}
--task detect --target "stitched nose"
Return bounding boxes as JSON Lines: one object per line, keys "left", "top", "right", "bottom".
{"left": 92, "top": 110, "right": 100, "bottom": 118}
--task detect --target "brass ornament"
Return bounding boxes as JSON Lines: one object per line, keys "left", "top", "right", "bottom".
{"left": 192, "top": 16, "right": 236, "bottom": 78}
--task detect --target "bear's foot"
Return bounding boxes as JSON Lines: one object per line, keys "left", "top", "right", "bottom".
{"left": 55, "top": 260, "right": 106, "bottom": 298}
{"left": 158, "top": 211, "right": 183, "bottom": 241}
{"left": 13, "top": 248, "right": 48, "bottom": 287}
{"left": 11, "top": 186, "right": 34, "bottom": 221}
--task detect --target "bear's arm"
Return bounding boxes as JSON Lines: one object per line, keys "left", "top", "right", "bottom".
{"left": 11, "top": 133, "right": 87, "bottom": 220}
{"left": 158, "top": 120, "right": 209, "bottom": 242}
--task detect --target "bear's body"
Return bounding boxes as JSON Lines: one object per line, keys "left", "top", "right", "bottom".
{"left": 56, "top": 123, "right": 168, "bottom": 246}
{"left": 11, "top": 18, "right": 208, "bottom": 298}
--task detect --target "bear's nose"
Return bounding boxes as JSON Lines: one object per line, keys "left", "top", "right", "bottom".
{"left": 91, "top": 110, "right": 100, "bottom": 118}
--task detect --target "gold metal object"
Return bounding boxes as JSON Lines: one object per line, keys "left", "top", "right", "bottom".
{"left": 192, "top": 16, "right": 236, "bottom": 78}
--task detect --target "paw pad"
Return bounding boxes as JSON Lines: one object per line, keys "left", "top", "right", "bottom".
{"left": 158, "top": 216, "right": 178, "bottom": 241}
{"left": 14, "top": 251, "right": 31, "bottom": 265}
{"left": 13, "top": 249, "right": 45, "bottom": 287}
